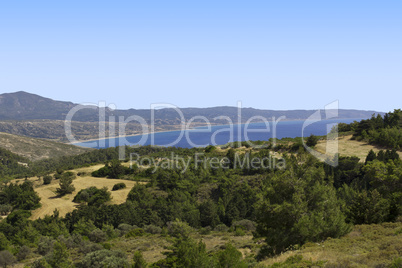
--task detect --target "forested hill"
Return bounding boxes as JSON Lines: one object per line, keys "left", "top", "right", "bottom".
{"left": 0, "top": 91, "right": 382, "bottom": 122}
{"left": 336, "top": 109, "right": 402, "bottom": 149}
{"left": 0, "top": 147, "right": 30, "bottom": 178}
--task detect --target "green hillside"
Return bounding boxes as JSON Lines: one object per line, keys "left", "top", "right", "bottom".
{"left": 0, "top": 115, "right": 400, "bottom": 267}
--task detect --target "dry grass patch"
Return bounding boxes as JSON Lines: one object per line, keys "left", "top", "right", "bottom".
{"left": 111, "top": 235, "right": 171, "bottom": 264}
{"left": 316, "top": 135, "right": 402, "bottom": 162}
{"left": 111, "top": 231, "right": 256, "bottom": 264}
{"left": 260, "top": 222, "right": 402, "bottom": 267}
{"left": 23, "top": 165, "right": 140, "bottom": 220}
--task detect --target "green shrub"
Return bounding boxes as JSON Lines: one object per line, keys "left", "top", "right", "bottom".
{"left": 16, "top": 245, "right": 30, "bottom": 261}
{"left": 117, "top": 224, "right": 134, "bottom": 236}
{"left": 167, "top": 219, "right": 192, "bottom": 238}
{"left": 78, "top": 241, "right": 103, "bottom": 254}
{"left": 125, "top": 228, "right": 145, "bottom": 238}
{"left": 389, "top": 257, "right": 402, "bottom": 268}
{"left": 43, "top": 175, "right": 52, "bottom": 185}
{"left": 92, "top": 160, "right": 132, "bottom": 179}
{"left": 234, "top": 228, "right": 245, "bottom": 236}
{"left": 205, "top": 145, "right": 217, "bottom": 153}
{"left": 88, "top": 229, "right": 107, "bottom": 243}
{"left": 156, "top": 237, "right": 212, "bottom": 267}
{"left": 101, "top": 243, "right": 112, "bottom": 250}
{"left": 73, "top": 219, "right": 97, "bottom": 237}
{"left": 0, "top": 204, "right": 12, "bottom": 216}
{"left": 215, "top": 243, "right": 248, "bottom": 268}
{"left": 64, "top": 233, "right": 83, "bottom": 249}
{"left": 232, "top": 219, "right": 256, "bottom": 232}
{"left": 45, "top": 242, "right": 72, "bottom": 268}
{"left": 73, "top": 187, "right": 111, "bottom": 206}
{"left": 31, "top": 258, "right": 51, "bottom": 268}
{"left": 133, "top": 251, "right": 147, "bottom": 268}
{"left": 214, "top": 224, "right": 229, "bottom": 232}
{"left": 199, "top": 226, "right": 212, "bottom": 235}
{"left": 37, "top": 236, "right": 55, "bottom": 256}
{"left": 306, "top": 134, "right": 319, "bottom": 147}
{"left": 102, "top": 224, "right": 117, "bottom": 239}
{"left": 112, "top": 183, "right": 126, "bottom": 191}
{"left": 79, "top": 249, "right": 129, "bottom": 268}
{"left": 0, "top": 233, "right": 10, "bottom": 251}
{"left": 144, "top": 224, "right": 162, "bottom": 234}
{"left": 0, "top": 250, "right": 16, "bottom": 268}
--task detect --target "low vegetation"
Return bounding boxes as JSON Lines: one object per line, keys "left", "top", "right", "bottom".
{"left": 0, "top": 112, "right": 401, "bottom": 267}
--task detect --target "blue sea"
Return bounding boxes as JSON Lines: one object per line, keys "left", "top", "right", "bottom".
{"left": 74, "top": 118, "right": 362, "bottom": 149}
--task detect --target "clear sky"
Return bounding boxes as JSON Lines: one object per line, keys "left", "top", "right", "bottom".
{"left": 0, "top": 1, "right": 401, "bottom": 112}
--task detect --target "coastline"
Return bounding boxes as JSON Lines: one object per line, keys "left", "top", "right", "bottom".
{"left": 70, "top": 128, "right": 185, "bottom": 145}
{"left": 69, "top": 117, "right": 364, "bottom": 147}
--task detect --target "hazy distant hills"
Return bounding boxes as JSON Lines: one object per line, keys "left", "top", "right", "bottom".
{"left": 0, "top": 91, "right": 75, "bottom": 120}
{"left": 0, "top": 91, "right": 383, "bottom": 122}
{"left": 0, "top": 91, "right": 385, "bottom": 142}
{"left": 0, "top": 91, "right": 102, "bottom": 121}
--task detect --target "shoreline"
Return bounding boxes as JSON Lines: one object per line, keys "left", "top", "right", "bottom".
{"left": 69, "top": 117, "right": 364, "bottom": 146}
{"left": 70, "top": 128, "right": 185, "bottom": 145}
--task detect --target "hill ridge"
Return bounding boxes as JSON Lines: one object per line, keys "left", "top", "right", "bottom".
{"left": 0, "top": 91, "right": 384, "bottom": 122}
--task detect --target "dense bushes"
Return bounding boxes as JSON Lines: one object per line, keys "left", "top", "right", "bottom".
{"left": 352, "top": 109, "right": 402, "bottom": 149}
{"left": 144, "top": 224, "right": 162, "bottom": 234}
{"left": 155, "top": 236, "right": 249, "bottom": 267}
{"left": 91, "top": 159, "right": 134, "bottom": 179}
{"left": 0, "top": 181, "right": 41, "bottom": 210}
{"left": 0, "top": 147, "right": 31, "bottom": 178}
{"left": 0, "top": 204, "right": 12, "bottom": 216}
{"left": 79, "top": 249, "right": 129, "bottom": 268}
{"left": 112, "top": 183, "right": 126, "bottom": 191}
{"left": 255, "top": 159, "right": 351, "bottom": 257}
{"left": 0, "top": 250, "right": 16, "bottom": 267}
{"left": 305, "top": 134, "right": 319, "bottom": 147}
{"left": 73, "top": 187, "right": 111, "bottom": 206}
{"left": 43, "top": 175, "right": 52, "bottom": 185}
{"left": 2, "top": 145, "right": 183, "bottom": 179}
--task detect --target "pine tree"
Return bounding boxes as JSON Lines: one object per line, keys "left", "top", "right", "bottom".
{"left": 56, "top": 172, "right": 75, "bottom": 196}
{"left": 45, "top": 242, "right": 72, "bottom": 268}
{"left": 306, "top": 134, "right": 319, "bottom": 147}
{"left": 365, "top": 149, "right": 377, "bottom": 164}
{"left": 133, "top": 251, "right": 147, "bottom": 268}
{"left": 255, "top": 165, "right": 351, "bottom": 257}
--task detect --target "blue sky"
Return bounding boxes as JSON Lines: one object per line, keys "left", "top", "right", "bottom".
{"left": 0, "top": 1, "right": 401, "bottom": 112}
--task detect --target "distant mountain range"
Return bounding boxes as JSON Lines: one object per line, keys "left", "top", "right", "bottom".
{"left": 0, "top": 91, "right": 384, "bottom": 122}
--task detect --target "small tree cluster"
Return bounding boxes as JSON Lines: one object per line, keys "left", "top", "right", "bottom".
{"left": 305, "top": 134, "right": 319, "bottom": 147}
{"left": 112, "top": 183, "right": 126, "bottom": 191}
{"left": 0, "top": 250, "right": 16, "bottom": 268}
{"left": 43, "top": 175, "right": 52, "bottom": 185}
{"left": 73, "top": 187, "right": 111, "bottom": 206}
